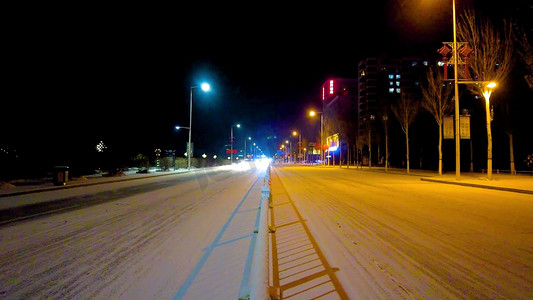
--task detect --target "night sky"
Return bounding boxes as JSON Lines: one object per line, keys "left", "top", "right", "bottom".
{"left": 3, "top": 1, "right": 532, "bottom": 175}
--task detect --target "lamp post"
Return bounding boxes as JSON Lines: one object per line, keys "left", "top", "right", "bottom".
{"left": 285, "top": 140, "right": 292, "bottom": 163}
{"left": 452, "top": 0, "right": 461, "bottom": 180}
{"left": 188, "top": 83, "right": 210, "bottom": 170}
{"left": 175, "top": 125, "right": 190, "bottom": 170}
{"left": 483, "top": 82, "right": 497, "bottom": 180}
{"left": 292, "top": 130, "right": 302, "bottom": 163}
{"left": 244, "top": 137, "right": 251, "bottom": 160}
{"left": 309, "top": 110, "right": 323, "bottom": 164}
{"left": 230, "top": 124, "right": 240, "bottom": 164}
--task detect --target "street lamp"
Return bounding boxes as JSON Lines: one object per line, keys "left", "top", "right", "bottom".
{"left": 482, "top": 82, "right": 497, "bottom": 180}
{"left": 230, "top": 124, "right": 241, "bottom": 164}
{"left": 309, "top": 110, "right": 324, "bottom": 164}
{"left": 188, "top": 82, "right": 210, "bottom": 170}
{"left": 292, "top": 130, "right": 302, "bottom": 163}
{"left": 244, "top": 137, "right": 251, "bottom": 160}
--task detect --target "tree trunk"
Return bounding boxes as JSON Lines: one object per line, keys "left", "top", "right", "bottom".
{"left": 486, "top": 99, "right": 493, "bottom": 180}
{"left": 406, "top": 126, "right": 410, "bottom": 174}
{"left": 470, "top": 139, "right": 474, "bottom": 173}
{"left": 509, "top": 133, "right": 516, "bottom": 175}
{"left": 438, "top": 121, "right": 443, "bottom": 175}
{"left": 385, "top": 125, "right": 389, "bottom": 172}
{"left": 368, "top": 129, "right": 372, "bottom": 168}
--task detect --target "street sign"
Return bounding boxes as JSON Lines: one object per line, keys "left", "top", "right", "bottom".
{"left": 443, "top": 116, "right": 454, "bottom": 139}
{"left": 460, "top": 116, "right": 470, "bottom": 139}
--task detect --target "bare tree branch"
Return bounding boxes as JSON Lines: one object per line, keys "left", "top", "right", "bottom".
{"left": 457, "top": 9, "right": 514, "bottom": 97}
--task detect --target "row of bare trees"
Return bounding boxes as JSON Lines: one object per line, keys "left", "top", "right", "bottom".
{"left": 319, "top": 10, "right": 530, "bottom": 175}
{"left": 405, "top": 9, "right": 530, "bottom": 176}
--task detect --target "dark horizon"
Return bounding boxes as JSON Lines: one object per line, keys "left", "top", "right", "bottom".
{"left": 2, "top": 1, "right": 532, "bottom": 178}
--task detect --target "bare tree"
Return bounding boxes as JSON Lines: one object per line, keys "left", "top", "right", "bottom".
{"left": 517, "top": 30, "right": 533, "bottom": 90}
{"left": 457, "top": 9, "right": 514, "bottom": 179}
{"left": 421, "top": 66, "right": 454, "bottom": 175}
{"left": 392, "top": 93, "right": 420, "bottom": 174}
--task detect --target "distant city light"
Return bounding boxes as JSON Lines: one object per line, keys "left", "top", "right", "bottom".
{"left": 96, "top": 141, "right": 107, "bottom": 152}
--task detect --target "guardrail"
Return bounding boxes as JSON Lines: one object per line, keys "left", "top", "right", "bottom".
{"left": 248, "top": 166, "right": 272, "bottom": 300}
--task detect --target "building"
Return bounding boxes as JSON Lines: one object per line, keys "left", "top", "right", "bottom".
{"left": 321, "top": 78, "right": 358, "bottom": 163}
{"left": 357, "top": 56, "right": 430, "bottom": 165}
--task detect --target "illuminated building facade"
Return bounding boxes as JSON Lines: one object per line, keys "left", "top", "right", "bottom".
{"left": 321, "top": 78, "right": 358, "bottom": 157}
{"left": 357, "top": 56, "right": 430, "bottom": 164}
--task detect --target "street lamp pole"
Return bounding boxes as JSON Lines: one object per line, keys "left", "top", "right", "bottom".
{"left": 187, "top": 83, "right": 210, "bottom": 170}
{"left": 292, "top": 131, "right": 302, "bottom": 163}
{"left": 453, "top": 0, "right": 461, "bottom": 179}
{"left": 188, "top": 87, "right": 194, "bottom": 170}
{"left": 309, "top": 110, "right": 324, "bottom": 165}
{"left": 230, "top": 124, "right": 240, "bottom": 164}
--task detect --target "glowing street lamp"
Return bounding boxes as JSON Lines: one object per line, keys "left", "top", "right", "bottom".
{"left": 188, "top": 82, "right": 210, "bottom": 170}
{"left": 482, "top": 82, "right": 497, "bottom": 180}
{"left": 293, "top": 130, "right": 302, "bottom": 163}
{"left": 309, "top": 110, "right": 324, "bottom": 164}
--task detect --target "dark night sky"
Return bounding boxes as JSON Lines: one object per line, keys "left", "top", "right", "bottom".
{"left": 3, "top": 1, "right": 532, "bottom": 172}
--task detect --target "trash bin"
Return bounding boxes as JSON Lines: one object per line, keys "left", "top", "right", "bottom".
{"left": 53, "top": 166, "right": 69, "bottom": 186}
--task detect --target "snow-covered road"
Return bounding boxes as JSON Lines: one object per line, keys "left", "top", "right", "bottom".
{"left": 271, "top": 165, "right": 533, "bottom": 299}
{"left": 0, "top": 166, "right": 264, "bottom": 299}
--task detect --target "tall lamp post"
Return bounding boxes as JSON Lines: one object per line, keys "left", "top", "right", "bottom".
{"left": 452, "top": 0, "right": 461, "bottom": 180}
{"left": 175, "top": 125, "right": 190, "bottom": 169}
{"left": 230, "top": 124, "right": 240, "bottom": 164}
{"left": 285, "top": 140, "right": 292, "bottom": 163}
{"left": 309, "top": 110, "right": 323, "bottom": 164}
{"left": 292, "top": 130, "right": 302, "bottom": 163}
{"left": 244, "top": 137, "right": 251, "bottom": 159}
{"left": 188, "top": 83, "right": 210, "bottom": 170}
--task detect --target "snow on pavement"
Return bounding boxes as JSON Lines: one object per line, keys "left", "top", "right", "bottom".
{"left": 271, "top": 165, "right": 533, "bottom": 299}
{"left": 0, "top": 166, "right": 267, "bottom": 299}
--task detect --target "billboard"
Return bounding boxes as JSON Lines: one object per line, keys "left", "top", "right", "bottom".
{"left": 326, "top": 133, "right": 339, "bottom": 151}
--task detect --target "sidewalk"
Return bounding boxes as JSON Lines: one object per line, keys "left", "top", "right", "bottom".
{"left": 319, "top": 165, "right": 533, "bottom": 195}
{"left": 269, "top": 168, "right": 348, "bottom": 299}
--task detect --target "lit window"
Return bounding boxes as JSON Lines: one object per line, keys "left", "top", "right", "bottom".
{"left": 389, "top": 81, "right": 393, "bottom": 86}
{"left": 412, "top": 61, "right": 418, "bottom": 66}
{"left": 361, "top": 70, "right": 366, "bottom": 76}
{"left": 396, "top": 74, "right": 401, "bottom": 79}
{"left": 415, "top": 81, "right": 420, "bottom": 86}
{"left": 396, "top": 88, "right": 401, "bottom": 93}
{"left": 388, "top": 74, "right": 394, "bottom": 79}
{"left": 438, "top": 61, "right": 444, "bottom": 66}
{"left": 396, "top": 81, "right": 400, "bottom": 86}
{"left": 329, "top": 80, "right": 334, "bottom": 94}
{"left": 322, "top": 87, "right": 325, "bottom": 100}
{"left": 389, "top": 88, "right": 394, "bottom": 93}
{"left": 423, "top": 61, "right": 428, "bottom": 66}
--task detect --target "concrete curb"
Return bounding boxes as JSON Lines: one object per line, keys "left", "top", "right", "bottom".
{"left": 420, "top": 177, "right": 533, "bottom": 195}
